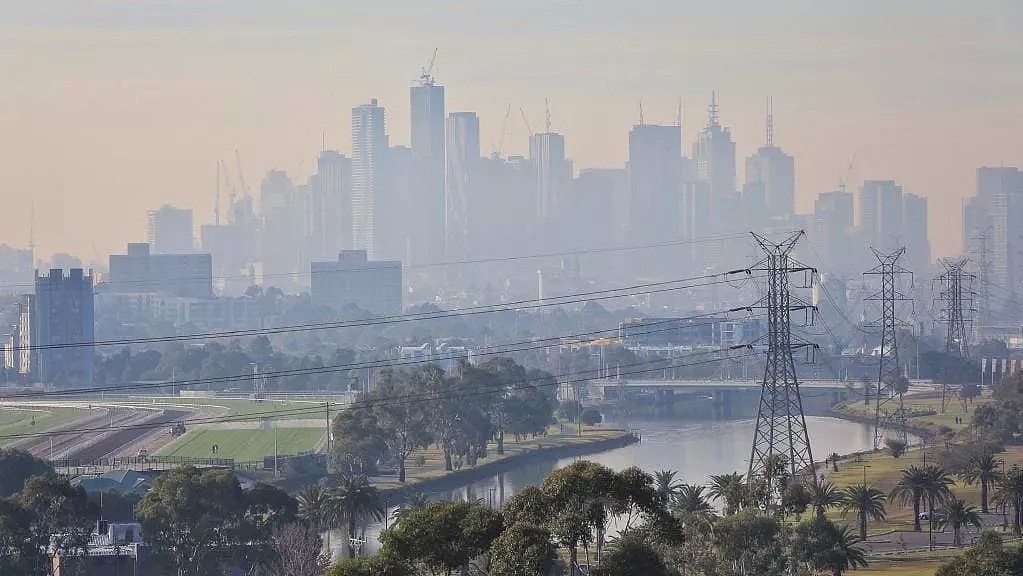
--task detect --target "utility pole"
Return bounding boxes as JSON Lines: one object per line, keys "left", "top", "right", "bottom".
{"left": 934, "top": 258, "right": 975, "bottom": 411}
{"left": 864, "top": 247, "right": 912, "bottom": 449}
{"left": 748, "top": 231, "right": 820, "bottom": 496}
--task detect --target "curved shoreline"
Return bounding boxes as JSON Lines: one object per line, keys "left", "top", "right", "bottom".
{"left": 378, "top": 430, "right": 639, "bottom": 504}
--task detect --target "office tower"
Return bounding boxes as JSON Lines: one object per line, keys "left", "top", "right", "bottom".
{"left": 108, "top": 243, "right": 213, "bottom": 298}
{"left": 378, "top": 145, "right": 410, "bottom": 263}
{"left": 33, "top": 268, "right": 94, "bottom": 384}
{"left": 147, "top": 205, "right": 193, "bottom": 253}
{"left": 309, "top": 150, "right": 350, "bottom": 260}
{"left": 859, "top": 180, "right": 904, "bottom": 250}
{"left": 259, "top": 170, "right": 309, "bottom": 290}
{"left": 410, "top": 78, "right": 446, "bottom": 267}
{"left": 201, "top": 193, "right": 258, "bottom": 295}
{"left": 628, "top": 123, "right": 682, "bottom": 244}
{"left": 311, "top": 250, "right": 403, "bottom": 316}
{"left": 352, "top": 99, "right": 387, "bottom": 259}
{"left": 813, "top": 189, "right": 855, "bottom": 268}
{"left": 529, "top": 132, "right": 570, "bottom": 228}
{"left": 445, "top": 112, "right": 480, "bottom": 263}
{"left": 745, "top": 100, "right": 795, "bottom": 220}
{"left": 692, "top": 93, "right": 736, "bottom": 222}
{"left": 903, "top": 192, "right": 930, "bottom": 274}
{"left": 965, "top": 167, "right": 1023, "bottom": 319}
{"left": 471, "top": 155, "right": 536, "bottom": 261}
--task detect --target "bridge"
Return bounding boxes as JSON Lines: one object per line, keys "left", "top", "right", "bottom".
{"left": 588, "top": 378, "right": 849, "bottom": 394}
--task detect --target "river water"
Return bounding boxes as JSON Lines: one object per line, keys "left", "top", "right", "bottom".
{"left": 331, "top": 412, "right": 904, "bottom": 558}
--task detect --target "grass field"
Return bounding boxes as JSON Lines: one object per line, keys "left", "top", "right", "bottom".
{"left": 119, "top": 396, "right": 343, "bottom": 421}
{"left": 157, "top": 428, "right": 325, "bottom": 461}
{"left": 0, "top": 405, "right": 90, "bottom": 446}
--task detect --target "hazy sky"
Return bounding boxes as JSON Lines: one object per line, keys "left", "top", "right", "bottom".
{"left": 2, "top": 1, "right": 1021, "bottom": 262}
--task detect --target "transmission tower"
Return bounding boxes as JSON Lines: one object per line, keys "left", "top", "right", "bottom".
{"left": 969, "top": 227, "right": 992, "bottom": 328}
{"left": 864, "top": 247, "right": 913, "bottom": 449}
{"left": 934, "top": 258, "right": 975, "bottom": 411}
{"left": 748, "top": 231, "right": 819, "bottom": 493}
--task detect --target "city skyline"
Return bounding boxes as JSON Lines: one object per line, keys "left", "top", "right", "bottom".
{"left": 3, "top": 1, "right": 1022, "bottom": 259}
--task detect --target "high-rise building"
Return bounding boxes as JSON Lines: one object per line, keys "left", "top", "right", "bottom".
{"left": 309, "top": 150, "right": 350, "bottom": 260}
{"left": 147, "top": 205, "right": 193, "bottom": 254}
{"left": 529, "top": 132, "right": 571, "bottom": 228}
{"left": 311, "top": 250, "right": 402, "bottom": 316}
{"left": 378, "top": 145, "right": 411, "bottom": 263}
{"left": 903, "top": 192, "right": 931, "bottom": 274}
{"left": 627, "top": 123, "right": 682, "bottom": 245}
{"left": 410, "top": 79, "right": 446, "bottom": 267}
{"left": 692, "top": 93, "right": 736, "bottom": 222}
{"left": 965, "top": 167, "right": 1023, "bottom": 319}
{"left": 352, "top": 99, "right": 387, "bottom": 258}
{"left": 108, "top": 243, "right": 213, "bottom": 298}
{"left": 858, "top": 180, "right": 903, "bottom": 250}
{"left": 259, "top": 170, "right": 309, "bottom": 289}
{"left": 33, "top": 268, "right": 94, "bottom": 384}
{"left": 813, "top": 189, "right": 855, "bottom": 268}
{"left": 445, "top": 112, "right": 480, "bottom": 263}
{"left": 744, "top": 100, "right": 795, "bottom": 220}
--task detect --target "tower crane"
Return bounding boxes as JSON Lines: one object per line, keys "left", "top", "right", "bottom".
{"left": 235, "top": 149, "right": 251, "bottom": 198}
{"left": 493, "top": 104, "right": 512, "bottom": 158}
{"left": 837, "top": 153, "right": 857, "bottom": 192}
{"left": 519, "top": 106, "right": 534, "bottom": 139}
{"left": 419, "top": 48, "right": 438, "bottom": 86}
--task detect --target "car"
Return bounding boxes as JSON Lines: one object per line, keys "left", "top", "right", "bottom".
{"left": 918, "top": 511, "right": 945, "bottom": 522}
{"left": 136, "top": 448, "right": 149, "bottom": 458}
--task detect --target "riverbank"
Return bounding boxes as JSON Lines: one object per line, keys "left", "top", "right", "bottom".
{"left": 375, "top": 428, "right": 639, "bottom": 504}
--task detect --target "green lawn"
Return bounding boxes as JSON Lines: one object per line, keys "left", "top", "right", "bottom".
{"left": 157, "top": 428, "right": 325, "bottom": 462}
{"left": 0, "top": 406, "right": 89, "bottom": 446}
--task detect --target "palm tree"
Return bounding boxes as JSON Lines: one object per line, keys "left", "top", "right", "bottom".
{"left": 653, "top": 470, "right": 683, "bottom": 506}
{"left": 890, "top": 465, "right": 953, "bottom": 531}
{"left": 961, "top": 453, "right": 1002, "bottom": 513}
{"left": 839, "top": 485, "right": 887, "bottom": 540}
{"left": 993, "top": 465, "right": 1023, "bottom": 535}
{"left": 828, "top": 524, "right": 869, "bottom": 575}
{"left": 938, "top": 497, "right": 982, "bottom": 546}
{"left": 390, "top": 491, "right": 429, "bottom": 526}
{"left": 810, "top": 479, "right": 843, "bottom": 519}
{"left": 296, "top": 483, "right": 332, "bottom": 550}
{"left": 708, "top": 472, "right": 747, "bottom": 516}
{"left": 672, "top": 484, "right": 713, "bottom": 516}
{"left": 330, "top": 473, "right": 384, "bottom": 558}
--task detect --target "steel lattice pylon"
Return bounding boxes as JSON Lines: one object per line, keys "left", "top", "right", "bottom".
{"left": 934, "top": 258, "right": 975, "bottom": 411}
{"left": 864, "top": 247, "right": 912, "bottom": 449}
{"left": 748, "top": 231, "right": 819, "bottom": 494}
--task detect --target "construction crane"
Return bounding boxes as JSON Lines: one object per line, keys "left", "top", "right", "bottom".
{"left": 493, "top": 104, "right": 512, "bottom": 158}
{"left": 519, "top": 106, "right": 534, "bottom": 139}
{"left": 419, "top": 48, "right": 438, "bottom": 86}
{"left": 234, "top": 149, "right": 251, "bottom": 198}
{"left": 837, "top": 153, "right": 857, "bottom": 192}
{"left": 221, "top": 159, "right": 238, "bottom": 206}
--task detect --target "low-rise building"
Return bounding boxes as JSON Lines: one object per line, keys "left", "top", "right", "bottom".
{"left": 311, "top": 250, "right": 402, "bottom": 316}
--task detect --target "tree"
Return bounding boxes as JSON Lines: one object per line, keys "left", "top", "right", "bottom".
{"left": 580, "top": 407, "right": 602, "bottom": 426}
{"left": 673, "top": 484, "right": 713, "bottom": 517}
{"left": 137, "top": 466, "right": 250, "bottom": 575}
{"left": 381, "top": 500, "right": 503, "bottom": 575}
{"left": 939, "top": 497, "right": 982, "bottom": 546}
{"left": 540, "top": 461, "right": 618, "bottom": 574}
{"left": 592, "top": 533, "right": 672, "bottom": 576}
{"left": 16, "top": 474, "right": 100, "bottom": 575}
{"left": 329, "top": 472, "right": 384, "bottom": 558}
{"left": 993, "top": 465, "right": 1023, "bottom": 534}
{"left": 936, "top": 531, "right": 1023, "bottom": 576}
{"left": 961, "top": 452, "right": 1002, "bottom": 513}
{"left": 890, "top": 465, "right": 952, "bottom": 531}
{"left": 839, "top": 485, "right": 887, "bottom": 540}
{"left": 297, "top": 483, "right": 331, "bottom": 531}
{"left": 809, "top": 479, "right": 843, "bottom": 519}
{"left": 612, "top": 467, "right": 660, "bottom": 533}
{"left": 0, "top": 499, "right": 41, "bottom": 575}
{"left": 885, "top": 438, "right": 907, "bottom": 458}
{"left": 502, "top": 485, "right": 549, "bottom": 527}
{"left": 714, "top": 510, "right": 788, "bottom": 576}
{"left": 0, "top": 448, "right": 53, "bottom": 498}
{"left": 489, "top": 522, "right": 555, "bottom": 576}
{"left": 792, "top": 517, "right": 869, "bottom": 576}
{"left": 390, "top": 492, "right": 429, "bottom": 527}
{"left": 265, "top": 522, "right": 330, "bottom": 576}
{"left": 708, "top": 472, "right": 748, "bottom": 516}
{"left": 653, "top": 470, "right": 683, "bottom": 506}
{"left": 372, "top": 369, "right": 432, "bottom": 482}
{"left": 327, "top": 553, "right": 409, "bottom": 576}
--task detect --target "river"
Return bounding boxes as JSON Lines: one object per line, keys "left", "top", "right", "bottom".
{"left": 329, "top": 413, "right": 908, "bottom": 558}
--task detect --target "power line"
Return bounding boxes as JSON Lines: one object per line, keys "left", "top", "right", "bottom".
{"left": 5, "top": 308, "right": 759, "bottom": 399}
{"left": 19, "top": 272, "right": 759, "bottom": 352}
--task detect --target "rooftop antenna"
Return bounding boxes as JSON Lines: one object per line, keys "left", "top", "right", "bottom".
{"left": 544, "top": 97, "right": 552, "bottom": 133}
{"left": 28, "top": 201, "right": 35, "bottom": 268}
{"left": 639, "top": 99, "right": 645, "bottom": 125}
{"left": 419, "top": 48, "right": 439, "bottom": 86}
{"left": 708, "top": 91, "right": 719, "bottom": 127}
{"left": 214, "top": 161, "right": 221, "bottom": 226}
{"left": 321, "top": 130, "right": 326, "bottom": 151}
{"left": 766, "top": 96, "right": 775, "bottom": 147}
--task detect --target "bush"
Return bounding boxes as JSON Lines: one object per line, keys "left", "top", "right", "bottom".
{"left": 580, "top": 408, "right": 602, "bottom": 426}
{"left": 886, "top": 438, "right": 907, "bottom": 458}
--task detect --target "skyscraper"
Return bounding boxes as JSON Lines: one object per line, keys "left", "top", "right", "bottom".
{"left": 445, "top": 112, "right": 480, "bottom": 263}
{"left": 310, "top": 150, "right": 350, "bottom": 260}
{"left": 903, "top": 192, "right": 930, "bottom": 274}
{"left": 34, "top": 268, "right": 94, "bottom": 384}
{"left": 692, "top": 93, "right": 736, "bottom": 223}
{"left": 966, "top": 167, "right": 1023, "bottom": 319}
{"left": 410, "top": 78, "right": 446, "bottom": 267}
{"left": 147, "top": 205, "right": 193, "bottom": 253}
{"left": 529, "top": 131, "right": 570, "bottom": 229}
{"left": 352, "top": 99, "right": 387, "bottom": 258}
{"left": 628, "top": 123, "right": 682, "bottom": 246}
{"left": 259, "top": 169, "right": 309, "bottom": 289}
{"left": 813, "top": 189, "right": 855, "bottom": 268}
{"left": 744, "top": 100, "right": 795, "bottom": 220}
{"left": 859, "top": 180, "right": 903, "bottom": 250}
